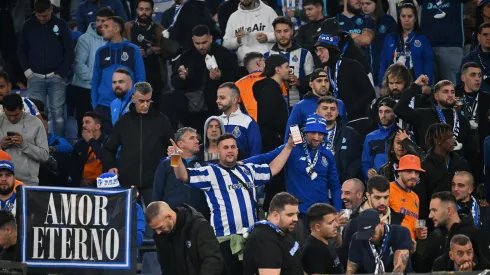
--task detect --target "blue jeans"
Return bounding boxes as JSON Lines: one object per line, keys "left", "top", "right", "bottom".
{"left": 27, "top": 75, "right": 66, "bottom": 136}
{"left": 433, "top": 47, "right": 464, "bottom": 84}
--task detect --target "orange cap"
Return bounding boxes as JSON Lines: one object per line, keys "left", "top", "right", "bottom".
{"left": 397, "top": 154, "right": 425, "bottom": 172}
{"left": 0, "top": 150, "right": 11, "bottom": 161}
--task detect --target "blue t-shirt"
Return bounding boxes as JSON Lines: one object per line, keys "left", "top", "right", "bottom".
{"left": 348, "top": 224, "right": 412, "bottom": 273}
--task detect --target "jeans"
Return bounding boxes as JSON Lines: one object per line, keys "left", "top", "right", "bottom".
{"left": 27, "top": 75, "right": 66, "bottom": 136}
{"left": 433, "top": 47, "right": 464, "bottom": 84}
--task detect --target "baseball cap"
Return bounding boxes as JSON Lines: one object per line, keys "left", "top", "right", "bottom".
{"left": 0, "top": 150, "right": 11, "bottom": 161}
{"left": 317, "top": 18, "right": 346, "bottom": 36}
{"left": 310, "top": 68, "right": 329, "bottom": 82}
{"left": 397, "top": 154, "right": 425, "bottom": 172}
{"left": 0, "top": 160, "right": 14, "bottom": 175}
{"left": 314, "top": 34, "right": 340, "bottom": 52}
{"left": 378, "top": 97, "right": 396, "bottom": 109}
{"left": 356, "top": 209, "right": 380, "bottom": 240}
{"left": 97, "top": 172, "right": 120, "bottom": 189}
{"left": 303, "top": 114, "right": 328, "bottom": 134}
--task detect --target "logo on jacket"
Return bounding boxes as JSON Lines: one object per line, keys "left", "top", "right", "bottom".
{"left": 232, "top": 126, "right": 241, "bottom": 138}
{"left": 378, "top": 25, "right": 386, "bottom": 34}
{"left": 186, "top": 241, "right": 191, "bottom": 248}
{"left": 292, "top": 55, "right": 299, "bottom": 62}
{"left": 53, "top": 25, "right": 59, "bottom": 36}
{"left": 121, "top": 52, "right": 129, "bottom": 61}
{"left": 322, "top": 156, "right": 328, "bottom": 167}
{"left": 194, "top": 162, "right": 201, "bottom": 168}
{"left": 105, "top": 56, "right": 111, "bottom": 61}
{"left": 355, "top": 18, "right": 363, "bottom": 25}
{"left": 88, "top": 11, "right": 93, "bottom": 15}
{"left": 414, "top": 40, "right": 422, "bottom": 47}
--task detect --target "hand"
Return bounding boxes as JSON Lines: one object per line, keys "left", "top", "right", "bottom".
{"left": 286, "top": 134, "right": 295, "bottom": 149}
{"left": 16, "top": 82, "right": 26, "bottom": 89}
{"left": 150, "top": 46, "right": 161, "bottom": 55}
{"left": 54, "top": 74, "right": 62, "bottom": 79}
{"left": 27, "top": 74, "right": 34, "bottom": 79}
{"left": 168, "top": 139, "right": 182, "bottom": 156}
{"left": 350, "top": 33, "right": 361, "bottom": 39}
{"left": 415, "top": 227, "right": 428, "bottom": 240}
{"left": 421, "top": 85, "right": 431, "bottom": 95}
{"left": 49, "top": 146, "right": 56, "bottom": 154}
{"left": 367, "top": 168, "right": 377, "bottom": 178}
{"left": 289, "top": 74, "right": 299, "bottom": 87}
{"left": 337, "top": 213, "right": 348, "bottom": 227}
{"left": 458, "top": 261, "right": 476, "bottom": 271}
{"left": 139, "top": 47, "right": 146, "bottom": 57}
{"left": 0, "top": 136, "right": 13, "bottom": 149}
{"left": 109, "top": 168, "right": 119, "bottom": 175}
{"left": 209, "top": 68, "right": 222, "bottom": 81}
{"left": 411, "top": 239, "right": 417, "bottom": 253}
{"left": 396, "top": 129, "right": 410, "bottom": 142}
{"left": 178, "top": 66, "right": 188, "bottom": 80}
{"left": 236, "top": 30, "right": 245, "bottom": 44}
{"left": 10, "top": 132, "right": 23, "bottom": 146}
{"left": 131, "top": 185, "right": 140, "bottom": 197}
{"left": 256, "top": 32, "right": 268, "bottom": 43}
{"left": 415, "top": 74, "right": 429, "bottom": 87}
{"left": 82, "top": 129, "right": 95, "bottom": 142}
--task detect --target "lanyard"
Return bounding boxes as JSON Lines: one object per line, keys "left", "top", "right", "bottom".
{"left": 478, "top": 53, "right": 488, "bottom": 72}
{"left": 370, "top": 224, "right": 390, "bottom": 274}
{"left": 249, "top": 220, "right": 283, "bottom": 235}
{"left": 435, "top": 105, "right": 459, "bottom": 138}
{"left": 169, "top": 2, "right": 187, "bottom": 29}
{"left": 325, "top": 125, "right": 336, "bottom": 153}
{"left": 457, "top": 197, "right": 480, "bottom": 227}
{"left": 302, "top": 141, "right": 319, "bottom": 179}
{"left": 328, "top": 60, "right": 342, "bottom": 98}
{"left": 462, "top": 93, "right": 479, "bottom": 121}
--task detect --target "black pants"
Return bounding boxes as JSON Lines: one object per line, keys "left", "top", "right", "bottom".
{"left": 219, "top": 240, "right": 243, "bottom": 275}
{"left": 70, "top": 85, "right": 93, "bottom": 136}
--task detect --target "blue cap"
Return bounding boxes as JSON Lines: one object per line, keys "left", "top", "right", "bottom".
{"left": 315, "top": 34, "right": 340, "bottom": 52}
{"left": 356, "top": 209, "right": 380, "bottom": 240}
{"left": 0, "top": 160, "right": 14, "bottom": 174}
{"left": 303, "top": 114, "right": 328, "bottom": 135}
{"left": 97, "top": 172, "right": 120, "bottom": 189}
{"left": 479, "top": 0, "right": 490, "bottom": 8}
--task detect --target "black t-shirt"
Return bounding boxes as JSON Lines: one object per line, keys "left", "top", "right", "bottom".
{"left": 243, "top": 224, "right": 303, "bottom": 275}
{"left": 302, "top": 235, "right": 344, "bottom": 274}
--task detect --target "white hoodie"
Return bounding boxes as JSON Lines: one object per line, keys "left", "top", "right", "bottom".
{"left": 223, "top": 1, "right": 278, "bottom": 65}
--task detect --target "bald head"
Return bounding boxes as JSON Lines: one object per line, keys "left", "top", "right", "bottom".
{"left": 145, "top": 201, "right": 176, "bottom": 234}
{"left": 341, "top": 178, "right": 365, "bottom": 210}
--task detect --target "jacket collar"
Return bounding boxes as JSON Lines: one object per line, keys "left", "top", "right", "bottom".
{"left": 271, "top": 41, "right": 300, "bottom": 53}
{"left": 377, "top": 123, "right": 397, "bottom": 133}
{"left": 220, "top": 108, "right": 242, "bottom": 119}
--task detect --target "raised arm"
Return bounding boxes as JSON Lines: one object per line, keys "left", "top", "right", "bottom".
{"left": 268, "top": 136, "right": 294, "bottom": 176}
{"left": 393, "top": 249, "right": 410, "bottom": 273}
{"left": 169, "top": 139, "right": 189, "bottom": 182}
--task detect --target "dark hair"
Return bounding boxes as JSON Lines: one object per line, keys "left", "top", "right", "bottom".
{"left": 261, "top": 54, "right": 288, "bottom": 78}
{"left": 134, "top": 82, "right": 153, "bottom": 95}
{"left": 114, "top": 68, "right": 131, "bottom": 77}
{"left": 192, "top": 25, "right": 210, "bottom": 37}
{"left": 450, "top": 234, "right": 472, "bottom": 250}
{"left": 2, "top": 94, "right": 23, "bottom": 112}
{"left": 217, "top": 133, "right": 236, "bottom": 146}
{"left": 479, "top": 22, "right": 490, "bottom": 34}
{"left": 145, "top": 202, "right": 163, "bottom": 223}
{"left": 269, "top": 192, "right": 299, "bottom": 214}
{"left": 434, "top": 80, "right": 455, "bottom": 93}
{"left": 425, "top": 123, "right": 453, "bottom": 149}
{"left": 364, "top": 0, "right": 385, "bottom": 23}
{"left": 40, "top": 112, "right": 48, "bottom": 121}
{"left": 378, "top": 96, "right": 396, "bottom": 109}
{"left": 96, "top": 7, "right": 115, "bottom": 17}
{"left": 243, "top": 52, "right": 264, "bottom": 70}
{"left": 303, "top": 0, "right": 323, "bottom": 8}
{"left": 106, "top": 16, "right": 125, "bottom": 35}
{"left": 0, "top": 210, "right": 16, "bottom": 230}
{"left": 0, "top": 71, "right": 10, "bottom": 84}
{"left": 272, "top": 16, "right": 293, "bottom": 30}
{"left": 317, "top": 96, "right": 338, "bottom": 107}
{"left": 307, "top": 203, "right": 337, "bottom": 227}
{"left": 137, "top": 0, "right": 154, "bottom": 9}
{"left": 461, "top": 62, "right": 481, "bottom": 75}
{"left": 367, "top": 175, "right": 390, "bottom": 194}
{"left": 34, "top": 0, "right": 52, "bottom": 13}
{"left": 83, "top": 111, "right": 104, "bottom": 125}
{"left": 431, "top": 191, "right": 457, "bottom": 206}
{"left": 381, "top": 63, "right": 412, "bottom": 92}
{"left": 396, "top": 3, "right": 420, "bottom": 35}
{"left": 175, "top": 127, "right": 197, "bottom": 142}
{"left": 218, "top": 82, "right": 240, "bottom": 99}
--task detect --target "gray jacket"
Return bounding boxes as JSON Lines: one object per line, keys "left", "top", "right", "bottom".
{"left": 0, "top": 113, "right": 50, "bottom": 185}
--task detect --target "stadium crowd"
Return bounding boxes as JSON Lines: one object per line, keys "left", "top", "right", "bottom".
{"left": 1, "top": 0, "right": 490, "bottom": 273}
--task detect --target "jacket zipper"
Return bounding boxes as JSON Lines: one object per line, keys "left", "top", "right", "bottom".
{"left": 139, "top": 115, "right": 143, "bottom": 188}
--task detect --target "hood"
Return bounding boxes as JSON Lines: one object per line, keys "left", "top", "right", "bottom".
{"left": 203, "top": 116, "right": 225, "bottom": 161}
{"left": 174, "top": 204, "right": 206, "bottom": 232}
{"left": 237, "top": 0, "right": 265, "bottom": 13}
{"left": 270, "top": 41, "right": 301, "bottom": 53}
{"left": 86, "top": 22, "right": 103, "bottom": 40}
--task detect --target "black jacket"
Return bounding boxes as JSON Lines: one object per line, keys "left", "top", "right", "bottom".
{"left": 416, "top": 150, "right": 470, "bottom": 219}
{"left": 414, "top": 218, "right": 490, "bottom": 272}
{"left": 455, "top": 86, "right": 490, "bottom": 141}
{"left": 252, "top": 77, "right": 289, "bottom": 152}
{"left": 332, "top": 118, "right": 362, "bottom": 183}
{"left": 432, "top": 251, "right": 484, "bottom": 272}
{"left": 70, "top": 135, "right": 108, "bottom": 186}
{"left": 102, "top": 105, "right": 174, "bottom": 189}
{"left": 154, "top": 204, "right": 224, "bottom": 275}
{"left": 217, "top": 0, "right": 239, "bottom": 35}
{"left": 171, "top": 43, "right": 240, "bottom": 114}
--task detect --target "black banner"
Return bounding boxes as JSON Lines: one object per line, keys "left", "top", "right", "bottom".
{"left": 16, "top": 186, "right": 137, "bottom": 274}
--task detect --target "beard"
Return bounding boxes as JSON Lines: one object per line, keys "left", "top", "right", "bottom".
{"left": 438, "top": 100, "right": 455, "bottom": 109}
{"left": 0, "top": 185, "right": 14, "bottom": 195}
{"left": 114, "top": 88, "right": 127, "bottom": 98}
{"left": 347, "top": 2, "right": 362, "bottom": 15}
{"left": 137, "top": 15, "right": 151, "bottom": 23}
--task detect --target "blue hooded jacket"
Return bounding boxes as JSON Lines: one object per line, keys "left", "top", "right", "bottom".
{"left": 379, "top": 32, "right": 434, "bottom": 86}
{"left": 110, "top": 88, "right": 134, "bottom": 125}
{"left": 361, "top": 123, "right": 398, "bottom": 180}
{"left": 91, "top": 40, "right": 145, "bottom": 108}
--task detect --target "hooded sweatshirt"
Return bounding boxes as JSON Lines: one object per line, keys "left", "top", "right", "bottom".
{"left": 222, "top": 0, "right": 278, "bottom": 65}
{"left": 200, "top": 116, "right": 226, "bottom": 162}
{"left": 72, "top": 22, "right": 107, "bottom": 89}
{"left": 91, "top": 40, "right": 145, "bottom": 108}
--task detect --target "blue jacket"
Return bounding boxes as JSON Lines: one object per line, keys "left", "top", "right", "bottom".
{"left": 371, "top": 15, "right": 397, "bottom": 86}
{"left": 420, "top": 0, "right": 464, "bottom": 48}
{"left": 459, "top": 47, "right": 490, "bottom": 92}
{"left": 379, "top": 32, "right": 434, "bottom": 86}
{"left": 284, "top": 92, "right": 347, "bottom": 143}
{"left": 76, "top": 0, "right": 127, "bottom": 33}
{"left": 48, "top": 133, "right": 73, "bottom": 153}
{"left": 245, "top": 144, "right": 342, "bottom": 213}
{"left": 152, "top": 157, "right": 210, "bottom": 218}
{"left": 361, "top": 123, "right": 398, "bottom": 180}
{"left": 220, "top": 109, "right": 262, "bottom": 158}
{"left": 18, "top": 14, "right": 74, "bottom": 78}
{"left": 91, "top": 40, "right": 145, "bottom": 108}
{"left": 135, "top": 203, "right": 145, "bottom": 247}
{"left": 72, "top": 22, "right": 107, "bottom": 89}
{"left": 110, "top": 89, "right": 134, "bottom": 125}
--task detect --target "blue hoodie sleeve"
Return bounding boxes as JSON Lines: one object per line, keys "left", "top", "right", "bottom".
{"left": 91, "top": 48, "right": 102, "bottom": 109}
{"left": 243, "top": 145, "right": 284, "bottom": 165}
{"left": 361, "top": 136, "right": 372, "bottom": 180}
{"left": 247, "top": 119, "right": 262, "bottom": 156}
{"left": 284, "top": 104, "right": 303, "bottom": 143}
{"left": 421, "top": 35, "right": 435, "bottom": 86}
{"left": 133, "top": 45, "right": 146, "bottom": 82}
{"left": 152, "top": 160, "right": 168, "bottom": 202}
{"left": 135, "top": 203, "right": 145, "bottom": 247}
{"left": 53, "top": 136, "right": 73, "bottom": 153}
{"left": 326, "top": 150, "right": 342, "bottom": 211}
{"left": 378, "top": 35, "right": 393, "bottom": 87}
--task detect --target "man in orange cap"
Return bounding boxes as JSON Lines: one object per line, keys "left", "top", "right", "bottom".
{"left": 389, "top": 154, "right": 425, "bottom": 241}
{"left": 0, "top": 150, "right": 23, "bottom": 192}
